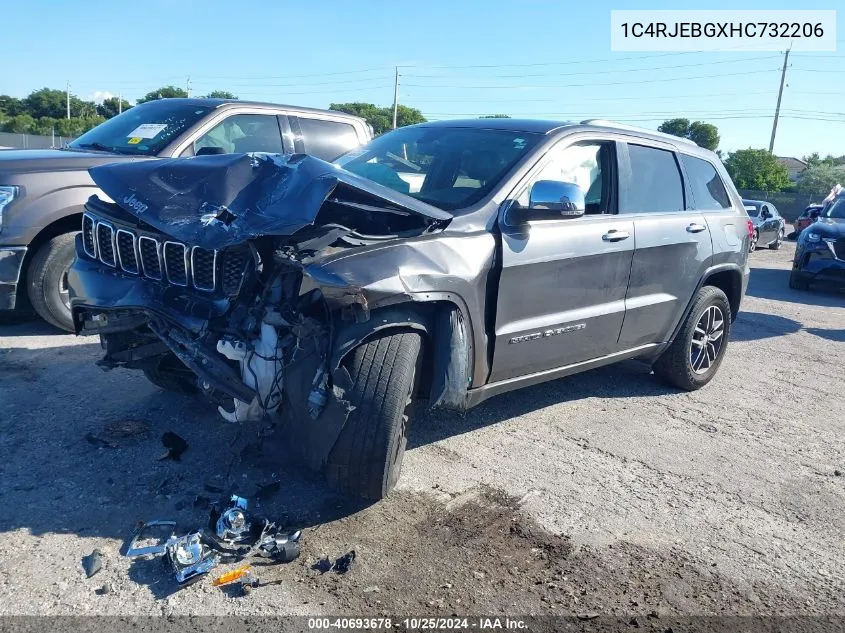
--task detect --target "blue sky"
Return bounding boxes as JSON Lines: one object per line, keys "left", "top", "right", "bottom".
{"left": 2, "top": 0, "right": 842, "bottom": 158}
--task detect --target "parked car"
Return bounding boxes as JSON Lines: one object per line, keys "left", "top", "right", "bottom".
{"left": 0, "top": 98, "right": 371, "bottom": 330}
{"left": 742, "top": 199, "right": 786, "bottom": 251}
{"left": 69, "top": 118, "right": 750, "bottom": 499}
{"left": 790, "top": 192, "right": 845, "bottom": 290}
{"left": 794, "top": 204, "right": 825, "bottom": 235}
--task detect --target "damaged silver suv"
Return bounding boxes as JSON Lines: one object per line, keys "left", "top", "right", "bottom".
{"left": 69, "top": 118, "right": 750, "bottom": 499}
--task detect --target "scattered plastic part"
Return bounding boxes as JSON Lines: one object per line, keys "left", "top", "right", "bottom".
{"left": 216, "top": 495, "right": 252, "bottom": 543}
{"left": 126, "top": 520, "right": 177, "bottom": 558}
{"left": 95, "top": 582, "right": 112, "bottom": 595}
{"left": 167, "top": 531, "right": 220, "bottom": 586}
{"left": 212, "top": 564, "right": 251, "bottom": 587}
{"left": 333, "top": 550, "right": 356, "bottom": 574}
{"left": 159, "top": 432, "right": 188, "bottom": 461}
{"left": 257, "top": 530, "right": 301, "bottom": 563}
{"left": 312, "top": 556, "right": 332, "bottom": 574}
{"left": 82, "top": 549, "right": 103, "bottom": 578}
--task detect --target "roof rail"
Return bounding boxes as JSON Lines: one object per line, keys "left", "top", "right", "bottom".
{"left": 579, "top": 119, "right": 698, "bottom": 146}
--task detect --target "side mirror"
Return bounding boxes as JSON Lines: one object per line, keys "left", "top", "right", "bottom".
{"left": 508, "top": 180, "right": 586, "bottom": 224}
{"left": 196, "top": 146, "right": 226, "bottom": 156}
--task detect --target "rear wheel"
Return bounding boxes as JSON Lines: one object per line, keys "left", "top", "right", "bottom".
{"left": 769, "top": 228, "right": 784, "bottom": 250}
{"left": 325, "top": 331, "right": 422, "bottom": 500}
{"left": 789, "top": 270, "right": 810, "bottom": 291}
{"left": 26, "top": 233, "right": 77, "bottom": 332}
{"left": 653, "top": 286, "right": 731, "bottom": 391}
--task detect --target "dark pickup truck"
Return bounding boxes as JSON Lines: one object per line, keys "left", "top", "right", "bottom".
{"left": 69, "top": 118, "right": 750, "bottom": 499}
{"left": 0, "top": 98, "right": 370, "bottom": 330}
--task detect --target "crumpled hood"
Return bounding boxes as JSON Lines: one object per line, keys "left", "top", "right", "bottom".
{"left": 88, "top": 152, "right": 452, "bottom": 250}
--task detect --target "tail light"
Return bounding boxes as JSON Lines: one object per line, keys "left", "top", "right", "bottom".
{"left": 746, "top": 220, "right": 754, "bottom": 239}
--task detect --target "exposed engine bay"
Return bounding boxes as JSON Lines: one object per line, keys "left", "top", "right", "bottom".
{"left": 69, "top": 152, "right": 476, "bottom": 477}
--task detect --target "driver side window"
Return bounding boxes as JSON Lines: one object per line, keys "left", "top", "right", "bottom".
{"left": 518, "top": 141, "right": 614, "bottom": 214}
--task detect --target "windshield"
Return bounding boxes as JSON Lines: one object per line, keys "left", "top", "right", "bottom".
{"left": 335, "top": 126, "right": 542, "bottom": 211}
{"left": 69, "top": 100, "right": 214, "bottom": 156}
{"left": 823, "top": 197, "right": 845, "bottom": 219}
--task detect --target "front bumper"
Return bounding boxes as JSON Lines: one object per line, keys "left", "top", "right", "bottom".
{"left": 69, "top": 235, "right": 231, "bottom": 334}
{"left": 0, "top": 246, "right": 27, "bottom": 310}
{"left": 793, "top": 244, "right": 845, "bottom": 287}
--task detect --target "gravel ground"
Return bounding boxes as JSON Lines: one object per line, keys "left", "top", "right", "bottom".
{"left": 1, "top": 236, "right": 843, "bottom": 624}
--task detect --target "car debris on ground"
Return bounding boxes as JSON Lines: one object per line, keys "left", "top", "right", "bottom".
{"left": 123, "top": 494, "right": 302, "bottom": 591}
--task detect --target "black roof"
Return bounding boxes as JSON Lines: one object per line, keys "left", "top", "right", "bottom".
{"left": 416, "top": 118, "right": 574, "bottom": 134}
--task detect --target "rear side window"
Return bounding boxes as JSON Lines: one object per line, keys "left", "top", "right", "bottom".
{"left": 624, "top": 144, "right": 684, "bottom": 213}
{"left": 681, "top": 154, "right": 730, "bottom": 209}
{"left": 296, "top": 117, "right": 360, "bottom": 161}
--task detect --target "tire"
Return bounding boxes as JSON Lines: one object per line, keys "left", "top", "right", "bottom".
{"left": 653, "top": 286, "right": 732, "bottom": 392}
{"left": 769, "top": 228, "right": 784, "bottom": 250}
{"left": 26, "top": 232, "right": 77, "bottom": 332}
{"left": 142, "top": 354, "right": 199, "bottom": 395}
{"left": 789, "top": 270, "right": 809, "bottom": 291}
{"left": 325, "top": 331, "right": 422, "bottom": 500}
{"left": 749, "top": 229, "right": 759, "bottom": 252}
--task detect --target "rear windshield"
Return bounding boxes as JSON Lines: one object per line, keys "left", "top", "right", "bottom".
{"left": 744, "top": 207, "right": 760, "bottom": 217}
{"left": 335, "top": 126, "right": 541, "bottom": 211}
{"left": 69, "top": 100, "right": 214, "bottom": 156}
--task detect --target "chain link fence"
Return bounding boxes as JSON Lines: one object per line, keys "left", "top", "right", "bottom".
{"left": 0, "top": 131, "right": 76, "bottom": 150}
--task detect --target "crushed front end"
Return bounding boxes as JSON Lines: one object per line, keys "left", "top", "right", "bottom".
{"left": 69, "top": 152, "right": 457, "bottom": 464}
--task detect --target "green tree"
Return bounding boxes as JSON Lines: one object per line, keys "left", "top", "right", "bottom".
{"left": 329, "top": 102, "right": 426, "bottom": 135}
{"left": 724, "top": 148, "right": 791, "bottom": 192}
{"left": 657, "top": 118, "right": 719, "bottom": 151}
{"left": 480, "top": 114, "right": 511, "bottom": 118}
{"left": 1, "top": 113, "right": 36, "bottom": 133}
{"left": 687, "top": 121, "right": 720, "bottom": 151}
{"left": 96, "top": 97, "right": 132, "bottom": 119}
{"left": 204, "top": 90, "right": 237, "bottom": 99}
{"left": 23, "top": 88, "right": 68, "bottom": 119}
{"left": 796, "top": 163, "right": 843, "bottom": 194}
{"left": 0, "top": 95, "right": 23, "bottom": 116}
{"left": 136, "top": 86, "right": 188, "bottom": 104}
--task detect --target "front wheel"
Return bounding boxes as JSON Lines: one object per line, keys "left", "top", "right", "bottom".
{"left": 142, "top": 354, "right": 199, "bottom": 395}
{"left": 789, "top": 270, "right": 810, "bottom": 291}
{"left": 653, "top": 286, "right": 732, "bottom": 391}
{"left": 769, "top": 228, "right": 784, "bottom": 250}
{"left": 26, "top": 233, "right": 77, "bottom": 332}
{"left": 325, "top": 331, "right": 422, "bottom": 500}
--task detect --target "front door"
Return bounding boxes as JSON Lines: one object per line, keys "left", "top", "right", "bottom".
{"left": 490, "top": 139, "right": 634, "bottom": 383}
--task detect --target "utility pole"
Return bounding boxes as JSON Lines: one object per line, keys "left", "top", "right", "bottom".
{"left": 392, "top": 66, "right": 399, "bottom": 130}
{"left": 768, "top": 46, "right": 790, "bottom": 153}
{"left": 186, "top": 76, "right": 192, "bottom": 98}
{"left": 118, "top": 93, "right": 123, "bottom": 114}
{"left": 66, "top": 81, "right": 71, "bottom": 119}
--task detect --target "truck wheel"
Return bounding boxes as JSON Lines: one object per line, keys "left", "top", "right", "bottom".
{"left": 325, "top": 331, "right": 422, "bottom": 500}
{"left": 142, "top": 354, "right": 199, "bottom": 395}
{"left": 26, "top": 233, "right": 77, "bottom": 332}
{"left": 653, "top": 286, "right": 731, "bottom": 391}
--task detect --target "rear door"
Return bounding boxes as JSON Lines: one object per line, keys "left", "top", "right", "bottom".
{"left": 617, "top": 142, "right": 713, "bottom": 349}
{"left": 490, "top": 137, "right": 635, "bottom": 383}
{"left": 290, "top": 116, "right": 364, "bottom": 161}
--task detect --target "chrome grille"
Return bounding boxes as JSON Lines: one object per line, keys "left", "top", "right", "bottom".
{"left": 116, "top": 229, "right": 138, "bottom": 274}
{"left": 96, "top": 223, "right": 116, "bottom": 267}
{"left": 82, "top": 214, "right": 97, "bottom": 258}
{"left": 834, "top": 238, "right": 845, "bottom": 261}
{"left": 191, "top": 247, "right": 216, "bottom": 291}
{"left": 163, "top": 241, "right": 188, "bottom": 286}
{"left": 138, "top": 236, "right": 162, "bottom": 280}
{"left": 82, "top": 214, "right": 237, "bottom": 293}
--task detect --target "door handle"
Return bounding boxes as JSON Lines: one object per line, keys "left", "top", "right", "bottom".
{"left": 686, "top": 223, "right": 707, "bottom": 233}
{"left": 602, "top": 230, "right": 630, "bottom": 242}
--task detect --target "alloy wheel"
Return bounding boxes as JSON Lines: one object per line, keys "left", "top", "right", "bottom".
{"left": 690, "top": 305, "right": 725, "bottom": 375}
